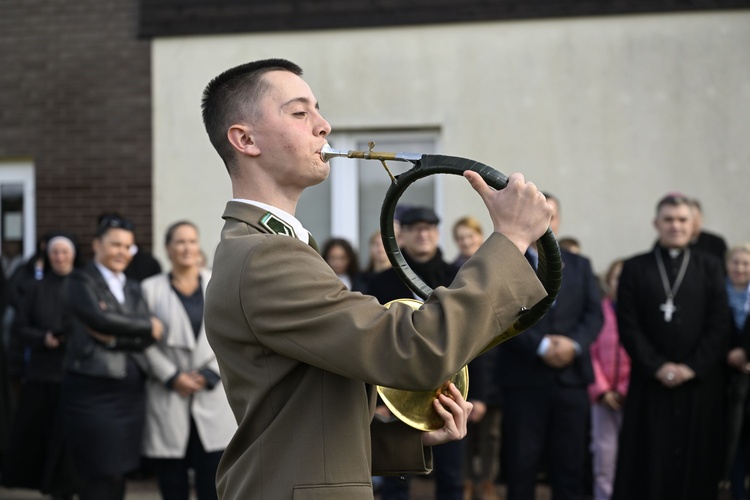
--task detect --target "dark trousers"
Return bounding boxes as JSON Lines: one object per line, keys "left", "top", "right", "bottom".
{"left": 501, "top": 385, "right": 590, "bottom": 500}
{"left": 151, "top": 418, "right": 223, "bottom": 500}
{"left": 381, "top": 438, "right": 465, "bottom": 500}
{"left": 730, "top": 427, "right": 750, "bottom": 500}
{"left": 79, "top": 475, "right": 125, "bottom": 500}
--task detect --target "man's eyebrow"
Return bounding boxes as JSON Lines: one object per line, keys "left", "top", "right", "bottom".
{"left": 281, "top": 97, "right": 320, "bottom": 110}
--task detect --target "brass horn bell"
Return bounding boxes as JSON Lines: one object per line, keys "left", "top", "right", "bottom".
{"left": 377, "top": 299, "right": 469, "bottom": 432}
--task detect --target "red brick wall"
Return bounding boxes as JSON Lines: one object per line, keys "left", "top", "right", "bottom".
{"left": 0, "top": 0, "right": 153, "bottom": 259}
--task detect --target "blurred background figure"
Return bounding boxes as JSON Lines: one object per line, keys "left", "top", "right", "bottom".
{"left": 558, "top": 237, "right": 581, "bottom": 255}
{"left": 688, "top": 197, "right": 728, "bottom": 265}
{"left": 4, "top": 234, "right": 54, "bottom": 406}
{"left": 96, "top": 213, "right": 162, "bottom": 284}
{"left": 613, "top": 193, "right": 729, "bottom": 500}
{"left": 723, "top": 243, "right": 750, "bottom": 500}
{"left": 451, "top": 216, "right": 484, "bottom": 268}
{"left": 496, "top": 193, "right": 602, "bottom": 500}
{"left": 61, "top": 215, "right": 163, "bottom": 500}
{"left": 0, "top": 255, "right": 10, "bottom": 469}
{"left": 357, "top": 231, "right": 392, "bottom": 294}
{"left": 321, "top": 237, "right": 364, "bottom": 291}
{"left": 141, "top": 221, "right": 236, "bottom": 500}
{"left": 587, "top": 259, "right": 630, "bottom": 500}
{"left": 1, "top": 233, "right": 82, "bottom": 499}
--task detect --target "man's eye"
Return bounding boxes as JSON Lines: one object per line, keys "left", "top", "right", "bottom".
{"left": 294, "top": 111, "right": 307, "bottom": 117}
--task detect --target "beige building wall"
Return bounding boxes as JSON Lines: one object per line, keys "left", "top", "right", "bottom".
{"left": 152, "top": 11, "right": 750, "bottom": 275}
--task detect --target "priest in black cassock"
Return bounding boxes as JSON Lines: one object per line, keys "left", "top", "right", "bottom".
{"left": 612, "top": 193, "right": 731, "bottom": 500}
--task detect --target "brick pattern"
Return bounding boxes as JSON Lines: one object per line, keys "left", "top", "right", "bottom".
{"left": 0, "top": 0, "right": 153, "bottom": 260}
{"left": 139, "top": 0, "right": 750, "bottom": 37}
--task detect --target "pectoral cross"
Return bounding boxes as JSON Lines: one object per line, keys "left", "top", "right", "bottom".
{"left": 660, "top": 297, "right": 676, "bottom": 322}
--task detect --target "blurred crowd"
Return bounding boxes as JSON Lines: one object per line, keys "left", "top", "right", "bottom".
{"left": 0, "top": 192, "right": 747, "bottom": 500}
{"left": 322, "top": 195, "right": 747, "bottom": 500}
{"left": 0, "top": 215, "right": 236, "bottom": 500}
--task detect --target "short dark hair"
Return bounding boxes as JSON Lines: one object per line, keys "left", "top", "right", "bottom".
{"left": 655, "top": 193, "right": 691, "bottom": 213}
{"left": 201, "top": 59, "right": 303, "bottom": 174}
{"left": 164, "top": 220, "right": 199, "bottom": 246}
{"left": 321, "top": 237, "right": 361, "bottom": 281}
{"left": 95, "top": 213, "right": 135, "bottom": 238}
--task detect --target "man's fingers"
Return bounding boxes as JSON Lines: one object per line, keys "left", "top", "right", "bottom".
{"left": 463, "top": 171, "right": 491, "bottom": 198}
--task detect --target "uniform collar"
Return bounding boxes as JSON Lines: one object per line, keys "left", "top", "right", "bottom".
{"left": 231, "top": 198, "right": 309, "bottom": 244}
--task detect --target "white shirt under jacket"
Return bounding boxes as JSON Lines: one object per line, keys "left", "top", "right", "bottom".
{"left": 140, "top": 269, "right": 237, "bottom": 457}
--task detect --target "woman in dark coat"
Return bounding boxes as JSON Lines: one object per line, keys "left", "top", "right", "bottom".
{"left": 1, "top": 234, "right": 81, "bottom": 498}
{"left": 61, "top": 216, "right": 163, "bottom": 500}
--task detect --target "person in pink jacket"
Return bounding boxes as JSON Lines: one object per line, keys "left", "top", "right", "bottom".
{"left": 588, "top": 259, "right": 631, "bottom": 500}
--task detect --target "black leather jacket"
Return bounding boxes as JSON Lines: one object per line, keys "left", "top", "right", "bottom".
{"left": 63, "top": 262, "right": 155, "bottom": 379}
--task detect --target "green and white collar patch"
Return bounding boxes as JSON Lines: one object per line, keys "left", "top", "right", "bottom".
{"left": 260, "top": 212, "right": 297, "bottom": 238}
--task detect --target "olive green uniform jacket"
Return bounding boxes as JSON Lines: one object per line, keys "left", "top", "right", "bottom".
{"left": 204, "top": 201, "right": 547, "bottom": 500}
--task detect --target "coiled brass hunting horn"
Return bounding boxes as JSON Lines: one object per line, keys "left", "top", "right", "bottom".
{"left": 321, "top": 142, "right": 562, "bottom": 431}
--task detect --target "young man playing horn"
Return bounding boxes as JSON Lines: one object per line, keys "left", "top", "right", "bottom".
{"left": 201, "top": 58, "right": 553, "bottom": 500}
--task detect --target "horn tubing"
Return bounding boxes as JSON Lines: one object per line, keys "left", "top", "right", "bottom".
{"left": 379, "top": 154, "right": 562, "bottom": 351}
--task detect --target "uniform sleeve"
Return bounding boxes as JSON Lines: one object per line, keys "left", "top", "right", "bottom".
{"left": 242, "top": 232, "right": 548, "bottom": 391}
{"left": 370, "top": 415, "right": 432, "bottom": 475}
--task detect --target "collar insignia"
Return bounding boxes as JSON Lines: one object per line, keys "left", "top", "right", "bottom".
{"left": 260, "top": 212, "right": 297, "bottom": 238}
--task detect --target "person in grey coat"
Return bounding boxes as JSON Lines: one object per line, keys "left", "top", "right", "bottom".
{"left": 141, "top": 221, "right": 236, "bottom": 500}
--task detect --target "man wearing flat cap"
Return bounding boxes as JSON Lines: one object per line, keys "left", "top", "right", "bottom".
{"left": 368, "top": 205, "right": 470, "bottom": 500}
{"left": 368, "top": 206, "right": 455, "bottom": 304}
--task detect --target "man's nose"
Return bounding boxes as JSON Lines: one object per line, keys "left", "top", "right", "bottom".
{"left": 316, "top": 114, "right": 331, "bottom": 137}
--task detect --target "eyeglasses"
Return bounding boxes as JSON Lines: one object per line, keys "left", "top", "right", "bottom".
{"left": 403, "top": 223, "right": 438, "bottom": 234}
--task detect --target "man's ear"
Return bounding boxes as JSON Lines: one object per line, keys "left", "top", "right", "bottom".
{"left": 227, "top": 124, "right": 260, "bottom": 157}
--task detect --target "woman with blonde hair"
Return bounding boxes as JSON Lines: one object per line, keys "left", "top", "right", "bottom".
{"left": 140, "top": 221, "right": 235, "bottom": 500}
{"left": 452, "top": 216, "right": 484, "bottom": 267}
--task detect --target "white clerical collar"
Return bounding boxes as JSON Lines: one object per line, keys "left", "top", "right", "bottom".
{"left": 232, "top": 198, "right": 309, "bottom": 244}
{"left": 94, "top": 260, "right": 127, "bottom": 304}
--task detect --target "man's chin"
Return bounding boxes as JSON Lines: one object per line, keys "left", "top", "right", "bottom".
{"left": 309, "top": 167, "right": 330, "bottom": 186}
{"left": 662, "top": 238, "right": 689, "bottom": 249}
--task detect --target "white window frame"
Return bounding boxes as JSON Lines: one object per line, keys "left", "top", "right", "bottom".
{"left": 0, "top": 161, "right": 36, "bottom": 259}
{"left": 327, "top": 131, "right": 442, "bottom": 251}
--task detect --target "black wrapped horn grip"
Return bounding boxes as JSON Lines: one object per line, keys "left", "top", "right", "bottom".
{"left": 379, "top": 154, "right": 562, "bottom": 347}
